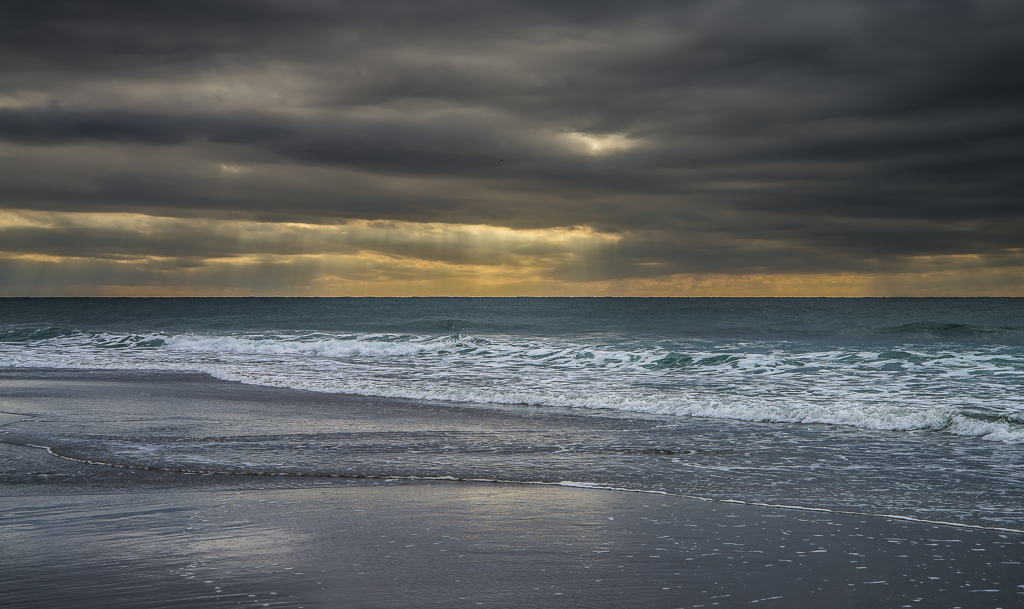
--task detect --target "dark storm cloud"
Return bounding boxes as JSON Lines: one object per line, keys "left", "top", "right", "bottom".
{"left": 1, "top": 0, "right": 1023, "bottom": 280}
{"left": 0, "top": 108, "right": 290, "bottom": 145}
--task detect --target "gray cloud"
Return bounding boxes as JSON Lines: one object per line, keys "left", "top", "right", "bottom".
{"left": 1, "top": 0, "right": 1023, "bottom": 287}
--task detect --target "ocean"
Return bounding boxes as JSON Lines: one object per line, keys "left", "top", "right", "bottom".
{"left": 2, "top": 297, "right": 1023, "bottom": 530}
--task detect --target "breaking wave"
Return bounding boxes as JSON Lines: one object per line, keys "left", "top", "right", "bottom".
{"left": 3, "top": 326, "right": 1023, "bottom": 443}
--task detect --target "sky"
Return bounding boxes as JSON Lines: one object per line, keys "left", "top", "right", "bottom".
{"left": 1, "top": 0, "right": 1022, "bottom": 296}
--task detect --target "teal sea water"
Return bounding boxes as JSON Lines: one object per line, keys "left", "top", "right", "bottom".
{"left": 2, "top": 297, "right": 1023, "bottom": 528}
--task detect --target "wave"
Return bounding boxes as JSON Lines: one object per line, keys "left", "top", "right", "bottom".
{"left": 0, "top": 327, "right": 82, "bottom": 342}
{"left": 3, "top": 328, "right": 1023, "bottom": 443}
{"left": 425, "top": 319, "right": 482, "bottom": 332}
{"left": 152, "top": 334, "right": 1024, "bottom": 374}
{"left": 880, "top": 321, "right": 1018, "bottom": 338}
{"left": 164, "top": 334, "right": 470, "bottom": 358}
{"left": 210, "top": 367, "right": 1024, "bottom": 443}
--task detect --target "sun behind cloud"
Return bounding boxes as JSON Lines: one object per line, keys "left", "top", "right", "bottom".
{"left": 563, "top": 132, "right": 639, "bottom": 156}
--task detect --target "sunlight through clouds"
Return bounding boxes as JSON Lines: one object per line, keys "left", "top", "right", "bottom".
{"left": 2, "top": 210, "right": 1021, "bottom": 296}
{"left": 0, "top": 1, "right": 1022, "bottom": 295}
{"left": 0, "top": 210, "right": 625, "bottom": 295}
{"left": 562, "top": 132, "right": 639, "bottom": 156}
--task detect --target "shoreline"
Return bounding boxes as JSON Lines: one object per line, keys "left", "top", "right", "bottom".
{"left": 3, "top": 367, "right": 1023, "bottom": 536}
{"left": 4, "top": 443, "right": 1024, "bottom": 608}
{"left": 14, "top": 436, "right": 1024, "bottom": 537}
{"left": 2, "top": 368, "right": 1024, "bottom": 607}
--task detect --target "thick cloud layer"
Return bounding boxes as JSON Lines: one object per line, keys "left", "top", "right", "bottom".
{"left": 1, "top": 0, "right": 1022, "bottom": 294}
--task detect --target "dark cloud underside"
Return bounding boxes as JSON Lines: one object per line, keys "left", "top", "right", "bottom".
{"left": 1, "top": 0, "right": 1023, "bottom": 293}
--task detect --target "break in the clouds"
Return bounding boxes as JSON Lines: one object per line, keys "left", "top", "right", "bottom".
{"left": 1, "top": 0, "right": 1022, "bottom": 295}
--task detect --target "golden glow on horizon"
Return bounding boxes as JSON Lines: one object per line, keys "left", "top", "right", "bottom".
{"left": 0, "top": 210, "right": 620, "bottom": 244}
{"left": 2, "top": 210, "right": 1023, "bottom": 297}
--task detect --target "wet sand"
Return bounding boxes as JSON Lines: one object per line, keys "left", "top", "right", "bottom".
{"left": 2, "top": 442, "right": 1023, "bottom": 609}
{"left": 2, "top": 370, "right": 1023, "bottom": 607}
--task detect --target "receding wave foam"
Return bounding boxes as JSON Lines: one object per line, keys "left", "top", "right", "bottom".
{"left": 211, "top": 366, "right": 1024, "bottom": 443}
{"left": 3, "top": 328, "right": 1024, "bottom": 442}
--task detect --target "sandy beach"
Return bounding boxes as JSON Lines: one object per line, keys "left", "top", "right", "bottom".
{"left": 3, "top": 438, "right": 1023, "bottom": 608}
{"left": 2, "top": 0, "right": 1024, "bottom": 598}
{"left": 2, "top": 367, "right": 1024, "bottom": 607}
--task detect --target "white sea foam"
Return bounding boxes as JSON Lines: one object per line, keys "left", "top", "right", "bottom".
{"left": 3, "top": 330, "right": 1023, "bottom": 442}
{"left": 164, "top": 334, "right": 466, "bottom": 358}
